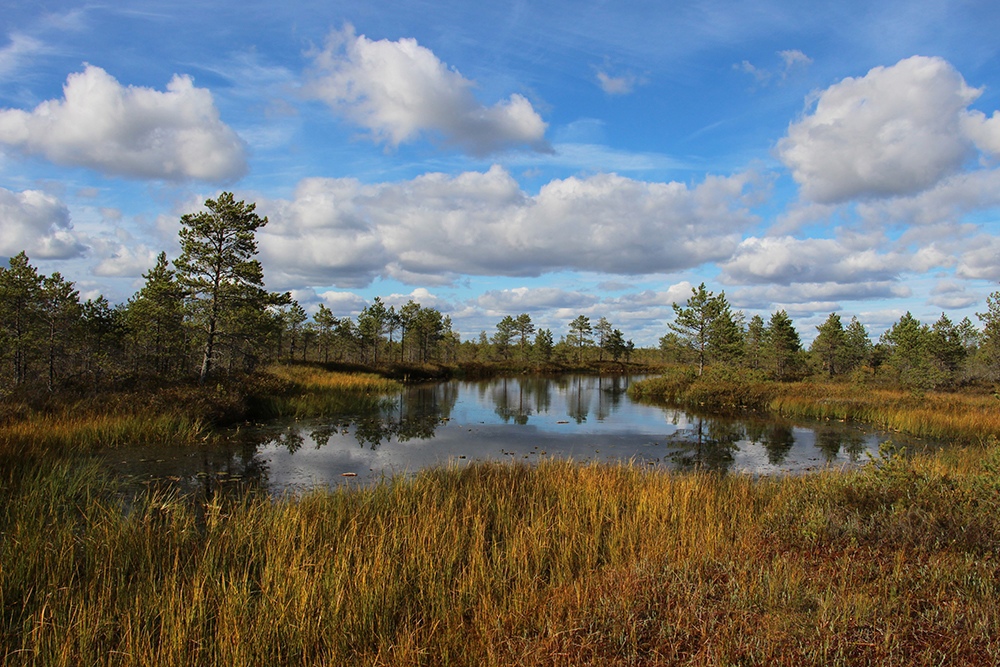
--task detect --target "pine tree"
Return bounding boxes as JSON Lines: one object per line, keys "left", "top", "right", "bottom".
{"left": 0, "top": 252, "right": 44, "bottom": 385}
{"left": 841, "top": 316, "right": 872, "bottom": 373}
{"left": 40, "top": 272, "right": 81, "bottom": 390}
{"left": 765, "top": 310, "right": 802, "bottom": 381}
{"left": 594, "top": 317, "right": 613, "bottom": 361}
{"left": 515, "top": 313, "right": 535, "bottom": 361}
{"left": 534, "top": 328, "right": 554, "bottom": 362}
{"left": 977, "top": 292, "right": 1000, "bottom": 381}
{"left": 880, "top": 312, "right": 943, "bottom": 390}
{"left": 811, "top": 312, "right": 845, "bottom": 377}
{"left": 174, "top": 193, "right": 288, "bottom": 382}
{"left": 283, "top": 301, "right": 308, "bottom": 362}
{"left": 357, "top": 297, "right": 389, "bottom": 365}
{"left": 669, "top": 283, "right": 738, "bottom": 375}
{"left": 568, "top": 315, "right": 593, "bottom": 363}
{"left": 126, "top": 252, "right": 186, "bottom": 375}
{"left": 314, "top": 304, "right": 337, "bottom": 364}
{"left": 929, "top": 313, "right": 966, "bottom": 380}
{"left": 492, "top": 315, "right": 518, "bottom": 360}
{"left": 744, "top": 314, "right": 767, "bottom": 371}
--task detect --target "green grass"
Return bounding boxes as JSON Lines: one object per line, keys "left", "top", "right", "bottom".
{"left": 3, "top": 446, "right": 999, "bottom": 666}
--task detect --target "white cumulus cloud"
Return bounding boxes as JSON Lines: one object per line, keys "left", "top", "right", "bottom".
{"left": 476, "top": 287, "right": 599, "bottom": 313}
{"left": 257, "top": 166, "right": 760, "bottom": 288}
{"left": 0, "top": 65, "right": 247, "bottom": 182}
{"left": 778, "top": 56, "right": 981, "bottom": 203}
{"left": 304, "top": 25, "right": 550, "bottom": 156}
{"left": 956, "top": 235, "right": 1000, "bottom": 281}
{"left": 0, "top": 187, "right": 85, "bottom": 259}
{"left": 720, "top": 236, "right": 952, "bottom": 298}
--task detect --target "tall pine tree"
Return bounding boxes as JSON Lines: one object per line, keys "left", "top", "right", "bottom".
{"left": 174, "top": 193, "right": 288, "bottom": 382}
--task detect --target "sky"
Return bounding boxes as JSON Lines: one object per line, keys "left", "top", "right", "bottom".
{"left": 3, "top": 0, "right": 1000, "bottom": 346}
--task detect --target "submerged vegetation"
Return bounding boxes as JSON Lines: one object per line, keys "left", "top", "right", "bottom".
{"left": 3, "top": 448, "right": 1000, "bottom": 665}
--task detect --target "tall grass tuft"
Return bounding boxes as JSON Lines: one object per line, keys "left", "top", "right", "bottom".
{"left": 769, "top": 382, "right": 1000, "bottom": 443}
{"left": 4, "top": 448, "right": 1000, "bottom": 665}
{"left": 629, "top": 366, "right": 776, "bottom": 412}
{"left": 254, "top": 364, "right": 403, "bottom": 418}
{"left": 632, "top": 372, "right": 1000, "bottom": 443}
{"left": 0, "top": 410, "right": 207, "bottom": 458}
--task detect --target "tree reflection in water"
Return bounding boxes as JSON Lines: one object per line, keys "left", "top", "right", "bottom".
{"left": 744, "top": 420, "right": 796, "bottom": 465}
{"left": 815, "top": 427, "right": 866, "bottom": 462}
{"left": 664, "top": 415, "right": 742, "bottom": 472}
{"left": 110, "top": 375, "right": 935, "bottom": 500}
{"left": 273, "top": 382, "right": 462, "bottom": 450}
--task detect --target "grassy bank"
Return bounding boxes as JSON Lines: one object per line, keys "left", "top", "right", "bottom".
{"left": 3, "top": 446, "right": 999, "bottom": 666}
{"left": 630, "top": 369, "right": 1000, "bottom": 443}
{"left": 254, "top": 364, "right": 402, "bottom": 418}
{"left": 0, "top": 365, "right": 404, "bottom": 459}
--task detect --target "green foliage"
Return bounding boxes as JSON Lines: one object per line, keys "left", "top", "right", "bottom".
{"left": 879, "top": 312, "right": 947, "bottom": 391}
{"left": 175, "top": 192, "right": 290, "bottom": 382}
{"left": 629, "top": 365, "right": 774, "bottom": 412}
{"left": 357, "top": 296, "right": 390, "bottom": 365}
{"left": 669, "top": 282, "right": 743, "bottom": 375}
{"left": 977, "top": 291, "right": 1000, "bottom": 381}
{"left": 743, "top": 314, "right": 766, "bottom": 370}
{"left": 534, "top": 328, "right": 554, "bottom": 362}
{"left": 568, "top": 314, "right": 593, "bottom": 362}
{"left": 492, "top": 315, "right": 517, "bottom": 360}
{"left": 842, "top": 316, "right": 872, "bottom": 373}
{"left": 811, "top": 312, "right": 845, "bottom": 376}
{"left": 514, "top": 313, "right": 535, "bottom": 360}
{"left": 126, "top": 252, "right": 187, "bottom": 375}
{"left": 604, "top": 327, "right": 627, "bottom": 361}
{"left": 765, "top": 310, "right": 805, "bottom": 381}
{"left": 0, "top": 251, "right": 44, "bottom": 386}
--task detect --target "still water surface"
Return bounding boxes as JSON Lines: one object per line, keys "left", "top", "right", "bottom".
{"left": 105, "top": 374, "right": 931, "bottom": 495}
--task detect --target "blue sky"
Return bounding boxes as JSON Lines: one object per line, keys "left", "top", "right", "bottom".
{"left": 3, "top": 0, "right": 1000, "bottom": 345}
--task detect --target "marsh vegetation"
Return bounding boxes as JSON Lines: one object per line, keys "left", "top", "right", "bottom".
{"left": 3, "top": 198, "right": 1000, "bottom": 665}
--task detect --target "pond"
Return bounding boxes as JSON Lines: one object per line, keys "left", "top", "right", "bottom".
{"left": 103, "top": 374, "right": 933, "bottom": 495}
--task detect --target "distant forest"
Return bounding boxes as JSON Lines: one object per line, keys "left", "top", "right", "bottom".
{"left": 2, "top": 193, "right": 1000, "bottom": 395}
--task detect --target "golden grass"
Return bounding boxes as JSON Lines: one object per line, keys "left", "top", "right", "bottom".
{"left": 631, "top": 372, "right": 1000, "bottom": 443}
{"left": 3, "top": 446, "right": 1000, "bottom": 666}
{"left": 0, "top": 365, "right": 403, "bottom": 458}
{"left": 256, "top": 364, "right": 403, "bottom": 418}
{"left": 265, "top": 364, "right": 402, "bottom": 394}
{"left": 0, "top": 411, "right": 207, "bottom": 457}
{"left": 770, "top": 382, "right": 1000, "bottom": 443}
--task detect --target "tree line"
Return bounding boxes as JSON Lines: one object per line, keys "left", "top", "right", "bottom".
{"left": 659, "top": 282, "right": 1000, "bottom": 390}
{"left": 4, "top": 194, "right": 1000, "bottom": 394}
{"left": 454, "top": 314, "right": 636, "bottom": 366}
{"left": 0, "top": 193, "right": 463, "bottom": 395}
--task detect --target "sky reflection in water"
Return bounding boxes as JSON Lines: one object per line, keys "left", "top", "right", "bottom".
{"left": 104, "top": 375, "right": 930, "bottom": 496}
{"left": 241, "top": 375, "right": 924, "bottom": 493}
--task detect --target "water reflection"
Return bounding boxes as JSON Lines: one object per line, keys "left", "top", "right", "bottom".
{"left": 664, "top": 416, "right": 741, "bottom": 471}
{"left": 102, "top": 374, "right": 934, "bottom": 493}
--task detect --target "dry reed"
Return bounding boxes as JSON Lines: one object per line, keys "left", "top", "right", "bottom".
{"left": 3, "top": 446, "right": 999, "bottom": 666}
